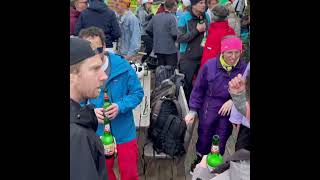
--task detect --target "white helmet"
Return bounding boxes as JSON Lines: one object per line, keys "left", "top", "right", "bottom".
{"left": 182, "top": 0, "right": 190, "bottom": 7}
{"left": 141, "top": 0, "right": 153, "bottom": 5}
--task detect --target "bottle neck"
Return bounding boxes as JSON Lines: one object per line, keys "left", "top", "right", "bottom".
{"left": 103, "top": 130, "right": 111, "bottom": 135}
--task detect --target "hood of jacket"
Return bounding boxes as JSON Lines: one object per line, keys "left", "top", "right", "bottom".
{"left": 88, "top": 0, "right": 108, "bottom": 13}
{"left": 70, "top": 99, "right": 98, "bottom": 131}
{"left": 106, "top": 53, "right": 132, "bottom": 83}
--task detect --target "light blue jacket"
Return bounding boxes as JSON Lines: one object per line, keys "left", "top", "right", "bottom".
{"left": 119, "top": 10, "right": 141, "bottom": 56}
{"left": 86, "top": 53, "right": 144, "bottom": 144}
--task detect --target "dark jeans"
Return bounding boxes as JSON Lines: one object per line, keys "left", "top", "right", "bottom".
{"left": 178, "top": 58, "right": 200, "bottom": 103}
{"left": 156, "top": 53, "right": 178, "bottom": 68}
{"left": 235, "top": 124, "right": 250, "bottom": 152}
{"left": 141, "top": 35, "right": 153, "bottom": 63}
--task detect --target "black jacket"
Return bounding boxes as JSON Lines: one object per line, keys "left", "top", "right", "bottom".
{"left": 70, "top": 99, "right": 108, "bottom": 180}
{"left": 177, "top": 8, "right": 210, "bottom": 61}
{"left": 75, "top": 0, "right": 121, "bottom": 48}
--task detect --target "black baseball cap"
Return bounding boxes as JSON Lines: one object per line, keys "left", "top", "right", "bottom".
{"left": 70, "top": 37, "right": 96, "bottom": 65}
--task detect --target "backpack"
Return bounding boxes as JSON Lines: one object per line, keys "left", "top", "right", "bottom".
{"left": 156, "top": 114, "right": 186, "bottom": 157}
{"left": 148, "top": 97, "right": 186, "bottom": 157}
{"left": 155, "top": 65, "right": 175, "bottom": 87}
{"left": 150, "top": 79, "right": 176, "bottom": 109}
{"left": 169, "top": 70, "right": 185, "bottom": 97}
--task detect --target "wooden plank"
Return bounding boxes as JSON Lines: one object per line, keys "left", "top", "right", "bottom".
{"left": 140, "top": 70, "right": 152, "bottom": 127}
{"left": 178, "top": 86, "right": 189, "bottom": 118}
{"left": 174, "top": 155, "right": 187, "bottom": 180}
{"left": 158, "top": 159, "right": 174, "bottom": 180}
{"left": 137, "top": 128, "right": 148, "bottom": 178}
{"left": 184, "top": 120, "right": 199, "bottom": 180}
{"left": 134, "top": 70, "right": 152, "bottom": 127}
{"left": 144, "top": 158, "right": 158, "bottom": 180}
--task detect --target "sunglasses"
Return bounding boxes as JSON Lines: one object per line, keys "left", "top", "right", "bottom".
{"left": 95, "top": 47, "right": 104, "bottom": 54}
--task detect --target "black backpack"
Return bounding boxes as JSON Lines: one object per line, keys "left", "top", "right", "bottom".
{"left": 169, "top": 70, "right": 185, "bottom": 97}
{"left": 148, "top": 97, "right": 187, "bottom": 157}
{"left": 155, "top": 65, "right": 175, "bottom": 87}
{"left": 150, "top": 79, "right": 176, "bottom": 109}
{"left": 157, "top": 114, "right": 187, "bottom": 157}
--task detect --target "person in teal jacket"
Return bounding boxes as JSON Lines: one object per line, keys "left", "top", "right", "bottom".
{"left": 79, "top": 26, "right": 144, "bottom": 180}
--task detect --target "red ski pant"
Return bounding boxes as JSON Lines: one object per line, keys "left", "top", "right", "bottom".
{"left": 105, "top": 139, "right": 139, "bottom": 180}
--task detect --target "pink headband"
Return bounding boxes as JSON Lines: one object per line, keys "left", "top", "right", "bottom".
{"left": 221, "top": 37, "right": 243, "bottom": 53}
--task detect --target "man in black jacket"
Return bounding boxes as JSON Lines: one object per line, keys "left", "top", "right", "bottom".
{"left": 70, "top": 37, "right": 109, "bottom": 180}
{"left": 75, "top": 0, "right": 121, "bottom": 52}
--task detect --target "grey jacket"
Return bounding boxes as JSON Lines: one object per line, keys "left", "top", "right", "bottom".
{"left": 146, "top": 12, "right": 178, "bottom": 54}
{"left": 230, "top": 62, "right": 250, "bottom": 117}
{"left": 230, "top": 91, "right": 246, "bottom": 116}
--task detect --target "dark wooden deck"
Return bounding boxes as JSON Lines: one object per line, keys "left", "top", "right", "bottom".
{"left": 110, "top": 123, "right": 239, "bottom": 180}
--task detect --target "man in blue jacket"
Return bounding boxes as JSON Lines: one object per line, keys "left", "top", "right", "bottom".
{"left": 79, "top": 26, "right": 144, "bottom": 180}
{"left": 75, "top": 0, "right": 121, "bottom": 52}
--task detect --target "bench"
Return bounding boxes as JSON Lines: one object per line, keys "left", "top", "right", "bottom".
{"left": 142, "top": 86, "right": 197, "bottom": 179}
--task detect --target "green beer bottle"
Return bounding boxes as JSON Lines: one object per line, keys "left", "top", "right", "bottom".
{"left": 100, "top": 130, "right": 115, "bottom": 157}
{"left": 101, "top": 90, "right": 115, "bottom": 157}
{"left": 207, "top": 135, "right": 224, "bottom": 171}
{"left": 103, "top": 90, "right": 112, "bottom": 125}
{"left": 103, "top": 100, "right": 112, "bottom": 125}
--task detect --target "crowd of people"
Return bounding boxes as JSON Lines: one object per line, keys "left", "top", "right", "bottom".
{"left": 70, "top": 0, "right": 250, "bottom": 180}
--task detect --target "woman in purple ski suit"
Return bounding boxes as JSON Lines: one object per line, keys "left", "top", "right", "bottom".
{"left": 185, "top": 35, "right": 247, "bottom": 173}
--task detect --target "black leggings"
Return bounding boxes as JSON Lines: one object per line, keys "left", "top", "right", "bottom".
{"left": 178, "top": 58, "right": 200, "bottom": 103}
{"left": 141, "top": 35, "right": 153, "bottom": 63}
{"left": 156, "top": 53, "right": 178, "bottom": 69}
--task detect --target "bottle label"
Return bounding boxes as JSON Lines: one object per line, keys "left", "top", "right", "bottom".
{"left": 104, "top": 143, "right": 115, "bottom": 155}
{"left": 104, "top": 124, "right": 111, "bottom": 132}
{"left": 207, "top": 165, "right": 214, "bottom": 172}
{"left": 211, "top": 145, "right": 219, "bottom": 153}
